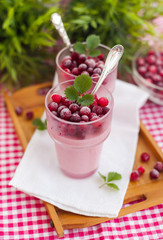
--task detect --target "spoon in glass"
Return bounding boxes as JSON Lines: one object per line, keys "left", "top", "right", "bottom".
{"left": 51, "top": 13, "right": 73, "bottom": 52}
{"left": 91, "top": 44, "right": 124, "bottom": 95}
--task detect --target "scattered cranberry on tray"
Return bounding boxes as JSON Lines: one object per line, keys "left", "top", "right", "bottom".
{"left": 137, "top": 166, "right": 145, "bottom": 175}
{"left": 154, "top": 161, "right": 163, "bottom": 172}
{"left": 130, "top": 170, "right": 140, "bottom": 181}
{"left": 26, "top": 111, "right": 34, "bottom": 120}
{"left": 141, "top": 152, "right": 150, "bottom": 162}
{"left": 149, "top": 169, "right": 160, "bottom": 180}
{"left": 136, "top": 50, "right": 163, "bottom": 87}
{"left": 60, "top": 51, "right": 105, "bottom": 78}
{"left": 15, "top": 106, "right": 23, "bottom": 116}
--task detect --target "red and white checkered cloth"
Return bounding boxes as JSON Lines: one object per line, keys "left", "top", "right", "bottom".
{"left": 0, "top": 88, "right": 163, "bottom": 239}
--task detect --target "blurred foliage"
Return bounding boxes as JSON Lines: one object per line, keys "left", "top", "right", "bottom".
{"left": 63, "top": 0, "right": 163, "bottom": 80}
{"left": 0, "top": 0, "right": 60, "bottom": 88}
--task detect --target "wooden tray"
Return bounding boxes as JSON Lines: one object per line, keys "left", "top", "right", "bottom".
{"left": 4, "top": 82, "right": 163, "bottom": 238}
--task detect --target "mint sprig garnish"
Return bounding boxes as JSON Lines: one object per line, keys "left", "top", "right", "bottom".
{"left": 98, "top": 172, "right": 122, "bottom": 190}
{"left": 65, "top": 75, "right": 94, "bottom": 106}
{"left": 32, "top": 118, "right": 47, "bottom": 130}
{"left": 74, "top": 34, "right": 101, "bottom": 57}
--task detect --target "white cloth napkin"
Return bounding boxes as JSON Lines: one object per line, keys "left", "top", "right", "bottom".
{"left": 9, "top": 80, "right": 149, "bottom": 218}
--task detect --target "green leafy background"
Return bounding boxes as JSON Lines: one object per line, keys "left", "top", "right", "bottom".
{"left": 0, "top": 0, "right": 162, "bottom": 88}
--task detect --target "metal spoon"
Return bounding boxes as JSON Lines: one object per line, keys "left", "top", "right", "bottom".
{"left": 51, "top": 13, "right": 73, "bottom": 51}
{"left": 91, "top": 44, "right": 124, "bottom": 95}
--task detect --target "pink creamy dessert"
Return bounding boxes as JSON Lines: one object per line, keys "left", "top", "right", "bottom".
{"left": 45, "top": 80, "right": 114, "bottom": 179}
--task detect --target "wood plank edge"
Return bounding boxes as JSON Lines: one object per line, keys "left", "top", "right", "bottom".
{"left": 3, "top": 91, "right": 28, "bottom": 151}
{"left": 44, "top": 202, "right": 64, "bottom": 238}
{"left": 140, "top": 121, "right": 163, "bottom": 161}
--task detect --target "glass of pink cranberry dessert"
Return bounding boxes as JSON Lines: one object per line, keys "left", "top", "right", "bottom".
{"left": 45, "top": 76, "right": 114, "bottom": 179}
{"left": 56, "top": 35, "right": 118, "bottom": 93}
{"left": 132, "top": 47, "right": 163, "bottom": 105}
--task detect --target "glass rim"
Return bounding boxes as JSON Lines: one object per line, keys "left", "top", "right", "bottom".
{"left": 56, "top": 43, "right": 117, "bottom": 77}
{"left": 132, "top": 47, "right": 163, "bottom": 91}
{"left": 45, "top": 79, "right": 114, "bottom": 126}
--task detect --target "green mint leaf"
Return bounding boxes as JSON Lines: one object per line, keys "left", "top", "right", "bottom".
{"left": 86, "top": 34, "right": 100, "bottom": 51}
{"left": 88, "top": 49, "right": 101, "bottom": 57}
{"left": 107, "top": 183, "right": 119, "bottom": 190}
{"left": 32, "top": 118, "right": 47, "bottom": 130}
{"left": 107, "top": 172, "right": 122, "bottom": 182}
{"left": 77, "top": 94, "right": 94, "bottom": 106}
{"left": 74, "top": 42, "right": 86, "bottom": 54}
{"left": 74, "top": 74, "right": 92, "bottom": 94}
{"left": 64, "top": 85, "right": 79, "bottom": 101}
{"left": 98, "top": 172, "right": 106, "bottom": 182}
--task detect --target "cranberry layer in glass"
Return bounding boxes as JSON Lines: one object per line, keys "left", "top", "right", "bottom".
{"left": 56, "top": 43, "right": 118, "bottom": 93}
{"left": 132, "top": 47, "right": 163, "bottom": 105}
{"left": 45, "top": 80, "right": 114, "bottom": 179}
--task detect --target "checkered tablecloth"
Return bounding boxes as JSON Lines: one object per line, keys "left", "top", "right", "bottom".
{"left": 0, "top": 89, "right": 163, "bottom": 240}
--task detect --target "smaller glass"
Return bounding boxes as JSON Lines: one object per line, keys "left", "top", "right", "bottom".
{"left": 56, "top": 43, "right": 118, "bottom": 93}
{"left": 132, "top": 47, "right": 163, "bottom": 106}
{"left": 45, "top": 80, "right": 114, "bottom": 179}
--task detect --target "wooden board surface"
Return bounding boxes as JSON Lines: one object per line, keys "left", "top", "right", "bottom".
{"left": 4, "top": 82, "right": 163, "bottom": 238}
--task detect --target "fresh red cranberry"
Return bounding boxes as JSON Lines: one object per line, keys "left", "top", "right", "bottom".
{"left": 154, "top": 161, "right": 163, "bottom": 172}
{"left": 98, "top": 63, "right": 104, "bottom": 70}
{"left": 78, "top": 63, "right": 87, "bottom": 73}
{"left": 81, "top": 71, "right": 89, "bottom": 75}
{"left": 91, "top": 73, "right": 100, "bottom": 79}
{"left": 138, "top": 66, "right": 147, "bottom": 75}
{"left": 137, "top": 166, "right": 145, "bottom": 174}
{"left": 61, "top": 97, "right": 72, "bottom": 107}
{"left": 15, "top": 106, "right": 23, "bottom": 116}
{"left": 145, "top": 78, "right": 153, "bottom": 84}
{"left": 52, "top": 111, "right": 57, "bottom": 116}
{"left": 102, "top": 107, "right": 110, "bottom": 114}
{"left": 71, "top": 51, "right": 79, "bottom": 61}
{"left": 81, "top": 115, "right": 89, "bottom": 122}
{"left": 71, "top": 60, "right": 77, "bottom": 69}
{"left": 87, "top": 67, "right": 94, "bottom": 75}
{"left": 141, "top": 152, "right": 150, "bottom": 162}
{"left": 26, "top": 111, "right": 34, "bottom": 120}
{"left": 150, "top": 169, "right": 160, "bottom": 179}
{"left": 137, "top": 57, "right": 145, "bottom": 66}
{"left": 147, "top": 50, "right": 155, "bottom": 55}
{"left": 51, "top": 94, "right": 62, "bottom": 103}
{"left": 92, "top": 105, "right": 103, "bottom": 115}
{"left": 72, "top": 67, "right": 79, "bottom": 76}
{"left": 62, "top": 59, "right": 72, "bottom": 69}
{"left": 57, "top": 105, "right": 66, "bottom": 115}
{"left": 130, "top": 170, "right": 140, "bottom": 181}
{"left": 69, "top": 103, "right": 79, "bottom": 113}
{"left": 64, "top": 68, "right": 71, "bottom": 73}
{"left": 60, "top": 108, "right": 71, "bottom": 120}
{"left": 70, "top": 113, "right": 81, "bottom": 122}
{"left": 98, "top": 53, "right": 104, "bottom": 61}
{"left": 48, "top": 102, "right": 58, "bottom": 111}
{"left": 80, "top": 106, "right": 91, "bottom": 116}
{"left": 98, "top": 97, "right": 109, "bottom": 107}
{"left": 78, "top": 54, "right": 87, "bottom": 64}
{"left": 89, "top": 112, "right": 97, "bottom": 119}
{"left": 146, "top": 55, "right": 156, "bottom": 64}
{"left": 90, "top": 115, "right": 100, "bottom": 121}
{"left": 148, "top": 65, "right": 157, "bottom": 74}
{"left": 85, "top": 59, "right": 96, "bottom": 68}
{"left": 93, "top": 67, "right": 102, "bottom": 75}
{"left": 159, "top": 69, "right": 163, "bottom": 77}
{"left": 152, "top": 74, "right": 162, "bottom": 84}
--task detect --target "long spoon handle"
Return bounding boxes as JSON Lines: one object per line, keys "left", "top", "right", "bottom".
{"left": 51, "top": 13, "right": 73, "bottom": 51}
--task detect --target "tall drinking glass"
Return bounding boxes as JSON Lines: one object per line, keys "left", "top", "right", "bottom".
{"left": 45, "top": 80, "right": 114, "bottom": 179}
